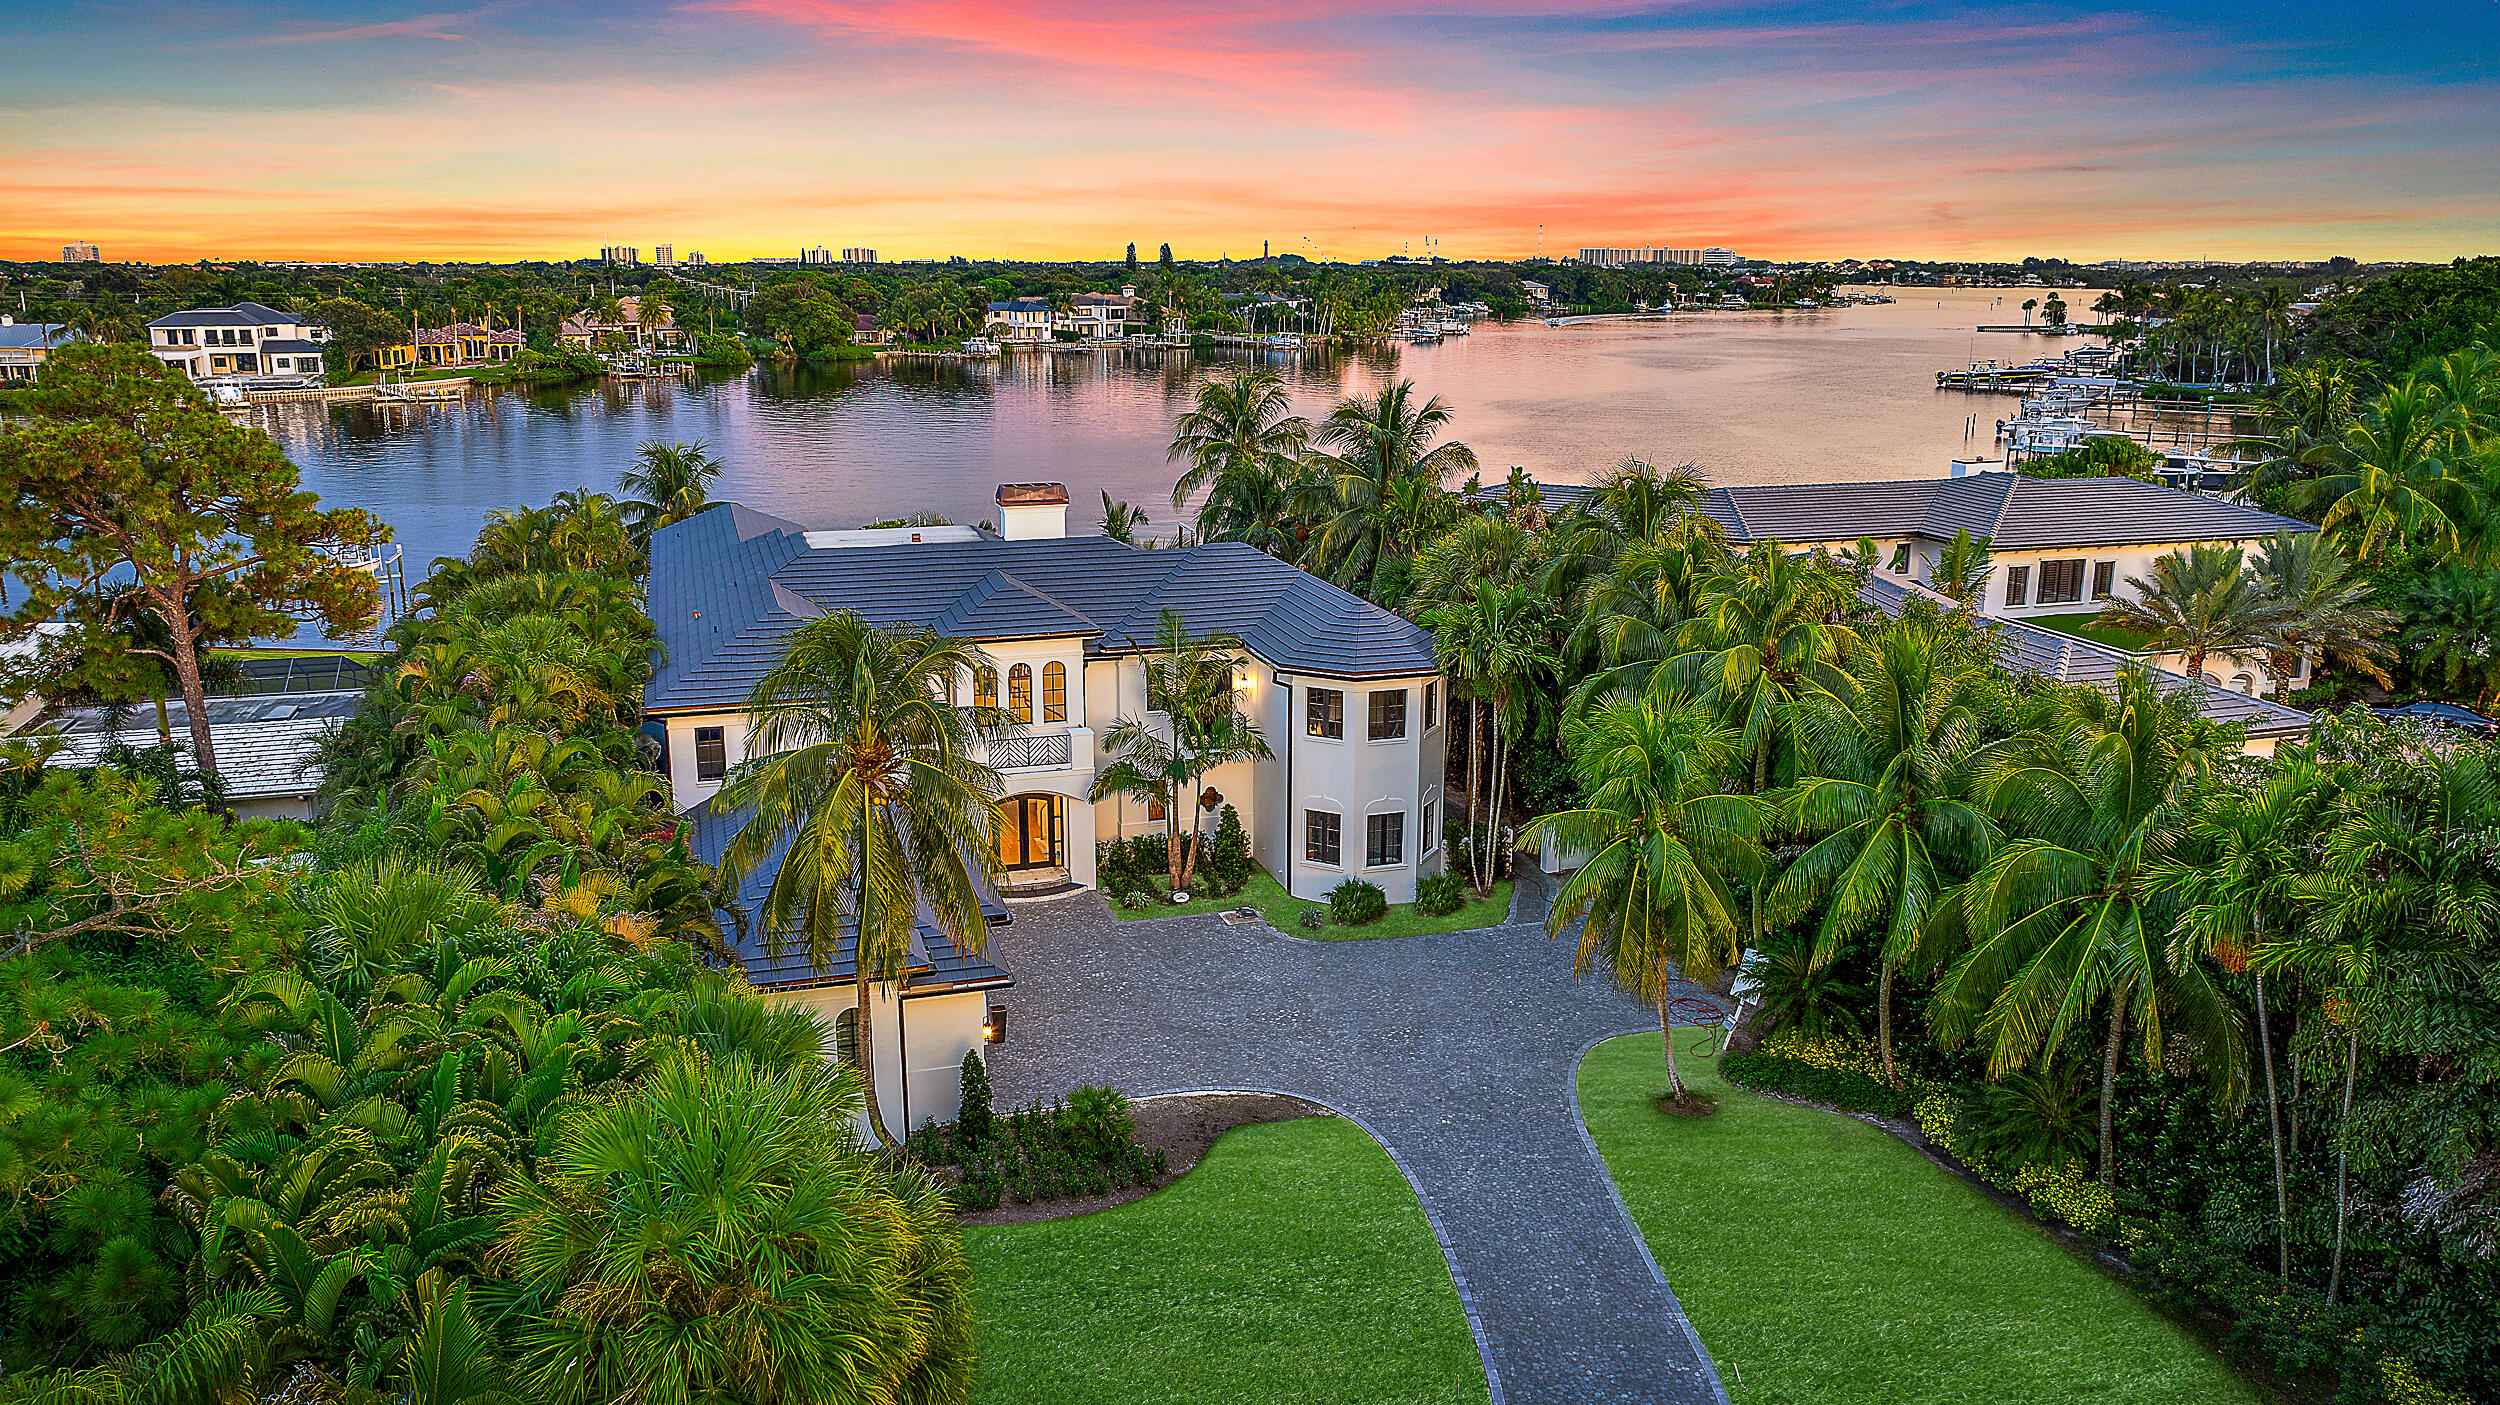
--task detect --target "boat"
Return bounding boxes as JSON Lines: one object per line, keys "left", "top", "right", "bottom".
{"left": 1408, "top": 329, "right": 1441, "bottom": 344}
{"left": 1716, "top": 295, "right": 1751, "bottom": 310}
{"left": 960, "top": 337, "right": 999, "bottom": 358}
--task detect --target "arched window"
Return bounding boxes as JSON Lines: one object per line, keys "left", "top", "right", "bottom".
{"left": 835, "top": 1007, "right": 860, "bottom": 1067}
{"left": 975, "top": 667, "right": 998, "bottom": 710}
{"left": 1009, "top": 663, "right": 1033, "bottom": 723}
{"left": 2232, "top": 673, "right": 2255, "bottom": 696}
{"left": 1043, "top": 661, "right": 1067, "bottom": 722}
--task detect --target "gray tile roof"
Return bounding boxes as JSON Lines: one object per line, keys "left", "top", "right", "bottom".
{"left": 680, "top": 798, "right": 1013, "bottom": 993}
{"left": 30, "top": 692, "right": 362, "bottom": 800}
{"left": 1700, "top": 475, "right": 2309, "bottom": 550}
{"left": 1857, "top": 574, "right": 2312, "bottom": 739}
{"left": 146, "top": 301, "right": 302, "bottom": 329}
{"left": 0, "top": 323, "right": 74, "bottom": 350}
{"left": 647, "top": 505, "right": 1441, "bottom": 714}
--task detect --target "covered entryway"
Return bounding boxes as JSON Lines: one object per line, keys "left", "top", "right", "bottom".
{"left": 996, "top": 792, "right": 1068, "bottom": 893}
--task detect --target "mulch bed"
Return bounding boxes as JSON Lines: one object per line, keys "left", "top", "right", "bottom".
{"left": 952, "top": 1091, "right": 1329, "bottom": 1226}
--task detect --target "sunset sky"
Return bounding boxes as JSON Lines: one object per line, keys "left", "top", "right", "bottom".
{"left": 6, "top": 1, "right": 2498, "bottom": 264}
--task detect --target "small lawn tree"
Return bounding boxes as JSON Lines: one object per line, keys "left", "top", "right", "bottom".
{"left": 0, "top": 344, "right": 388, "bottom": 782}
{"left": 1089, "top": 609, "right": 1270, "bottom": 890}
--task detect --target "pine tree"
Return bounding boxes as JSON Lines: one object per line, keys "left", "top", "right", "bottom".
{"left": 1126, "top": 243, "right": 1138, "bottom": 271}
{"left": 1159, "top": 243, "right": 1174, "bottom": 268}
{"left": 958, "top": 1049, "right": 994, "bottom": 1149}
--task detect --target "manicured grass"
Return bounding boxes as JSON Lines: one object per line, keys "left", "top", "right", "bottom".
{"left": 1580, "top": 1030, "right": 2256, "bottom": 1405}
{"left": 2028, "top": 611, "right": 2157, "bottom": 653}
{"left": 964, "top": 1116, "right": 1489, "bottom": 1405}
{"left": 1105, "top": 863, "right": 1511, "bottom": 940}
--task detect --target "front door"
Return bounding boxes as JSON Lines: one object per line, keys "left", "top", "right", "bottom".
{"left": 996, "top": 793, "right": 1064, "bottom": 873}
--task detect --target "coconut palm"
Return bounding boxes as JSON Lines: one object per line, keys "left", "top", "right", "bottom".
{"left": 1767, "top": 621, "right": 2001, "bottom": 1086}
{"left": 496, "top": 1053, "right": 973, "bottom": 1405}
{"left": 2248, "top": 530, "right": 2391, "bottom": 702}
{"left": 1167, "top": 368, "right": 1310, "bottom": 513}
{"left": 717, "top": 612, "right": 1006, "bottom": 1150}
{"left": 2154, "top": 763, "right": 2327, "bottom": 1280}
{"left": 1303, "top": 380, "right": 1478, "bottom": 598}
{"left": 618, "top": 439, "right": 724, "bottom": 543}
{"left": 2098, "top": 544, "right": 2288, "bottom": 682}
{"left": 1098, "top": 491, "right": 1152, "bottom": 546}
{"left": 1530, "top": 691, "right": 1770, "bottom": 1101}
{"left": 1668, "top": 542, "right": 1862, "bottom": 793}
{"left": 1932, "top": 666, "right": 2246, "bottom": 1186}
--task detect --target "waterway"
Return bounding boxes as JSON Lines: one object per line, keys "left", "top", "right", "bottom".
{"left": 255, "top": 287, "right": 2100, "bottom": 573}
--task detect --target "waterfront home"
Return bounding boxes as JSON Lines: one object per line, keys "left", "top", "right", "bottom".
{"left": 852, "top": 313, "right": 891, "bottom": 346}
{"left": 984, "top": 298, "right": 1054, "bottom": 343}
{"left": 0, "top": 319, "right": 78, "bottom": 381}
{"left": 407, "top": 321, "right": 524, "bottom": 368}
{"left": 646, "top": 482, "right": 1447, "bottom": 1131}
{"left": 557, "top": 297, "right": 686, "bottom": 351}
{"left": 1065, "top": 287, "right": 1138, "bottom": 338}
{"left": 647, "top": 482, "right": 1449, "bottom": 903}
{"left": 146, "top": 302, "right": 328, "bottom": 381}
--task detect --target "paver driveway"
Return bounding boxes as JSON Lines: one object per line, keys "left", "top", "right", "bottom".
{"left": 982, "top": 870, "right": 1731, "bottom": 1405}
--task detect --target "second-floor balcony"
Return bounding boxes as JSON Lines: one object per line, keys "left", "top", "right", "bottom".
{"left": 987, "top": 727, "right": 1090, "bottom": 772}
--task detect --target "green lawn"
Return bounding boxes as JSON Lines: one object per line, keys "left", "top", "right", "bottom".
{"left": 2027, "top": 611, "right": 2157, "bottom": 653}
{"left": 1579, "top": 1030, "right": 2255, "bottom": 1405}
{"left": 964, "top": 1117, "right": 1489, "bottom": 1405}
{"left": 1106, "top": 863, "right": 1512, "bottom": 940}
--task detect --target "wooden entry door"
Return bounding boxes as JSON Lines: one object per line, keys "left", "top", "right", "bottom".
{"left": 996, "top": 794, "right": 1064, "bottom": 871}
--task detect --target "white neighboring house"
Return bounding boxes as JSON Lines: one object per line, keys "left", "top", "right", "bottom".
{"left": 146, "top": 302, "right": 328, "bottom": 382}
{"left": 12, "top": 691, "right": 359, "bottom": 820}
{"left": 1064, "top": 288, "right": 1136, "bottom": 339}
{"left": 645, "top": 483, "right": 1449, "bottom": 1133}
{"left": 1696, "top": 474, "right": 2321, "bottom": 703}
{"left": 983, "top": 298, "right": 1054, "bottom": 343}
{"left": 0, "top": 319, "right": 79, "bottom": 382}
{"left": 1495, "top": 474, "right": 2319, "bottom": 759}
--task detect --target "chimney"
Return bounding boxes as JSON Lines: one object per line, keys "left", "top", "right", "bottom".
{"left": 996, "top": 482, "right": 1070, "bottom": 541}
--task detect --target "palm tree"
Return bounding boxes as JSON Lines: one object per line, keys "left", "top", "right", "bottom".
{"left": 1303, "top": 380, "right": 1478, "bottom": 597}
{"left": 496, "top": 1053, "right": 973, "bottom": 1405}
{"left": 1167, "top": 369, "right": 1310, "bottom": 515}
{"left": 1767, "top": 621, "right": 2000, "bottom": 1086}
{"left": 1932, "top": 666, "right": 2246, "bottom": 1187}
{"left": 618, "top": 439, "right": 724, "bottom": 542}
{"left": 2248, "top": 530, "right": 2391, "bottom": 702}
{"left": 2399, "top": 565, "right": 2500, "bottom": 710}
{"left": 1930, "top": 529, "right": 1994, "bottom": 605}
{"left": 1098, "top": 491, "right": 1151, "bottom": 546}
{"left": 1530, "top": 691, "right": 1770, "bottom": 1102}
{"left": 2154, "top": 763, "right": 2325, "bottom": 1281}
{"left": 2261, "top": 741, "right": 2494, "bottom": 1303}
{"left": 1426, "top": 581, "right": 1554, "bottom": 893}
{"left": 2298, "top": 378, "right": 2474, "bottom": 563}
{"left": 717, "top": 613, "right": 1006, "bottom": 1150}
{"left": 2098, "top": 544, "right": 2287, "bottom": 682}
{"left": 1089, "top": 611, "right": 1270, "bottom": 888}
{"left": 2252, "top": 286, "right": 2295, "bottom": 383}
{"left": 1669, "top": 543, "right": 1862, "bottom": 793}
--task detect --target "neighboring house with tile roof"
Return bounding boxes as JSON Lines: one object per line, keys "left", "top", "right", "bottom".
{"left": 983, "top": 298, "right": 1054, "bottom": 343}
{"left": 0, "top": 319, "right": 79, "bottom": 381}
{"left": 557, "top": 297, "right": 684, "bottom": 351}
{"left": 22, "top": 691, "right": 361, "bottom": 819}
{"left": 146, "top": 302, "right": 328, "bottom": 381}
{"left": 647, "top": 484, "right": 1451, "bottom": 911}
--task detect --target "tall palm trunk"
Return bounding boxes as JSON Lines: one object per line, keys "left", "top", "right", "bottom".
{"left": 1655, "top": 959, "right": 1687, "bottom": 1100}
{"left": 854, "top": 968, "right": 898, "bottom": 1152}
{"left": 1487, "top": 702, "right": 1507, "bottom": 885}
{"left": 2256, "top": 972, "right": 2290, "bottom": 1280}
{"left": 2098, "top": 997, "right": 2126, "bottom": 1188}
{"left": 1877, "top": 963, "right": 1898, "bottom": 1088}
{"left": 2328, "top": 1028, "right": 2359, "bottom": 1304}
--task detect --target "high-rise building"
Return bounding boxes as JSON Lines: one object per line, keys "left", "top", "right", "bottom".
{"left": 841, "top": 248, "right": 876, "bottom": 264}
{"left": 1701, "top": 247, "right": 1740, "bottom": 268}
{"left": 686, "top": 251, "right": 708, "bottom": 266}
{"left": 801, "top": 246, "right": 834, "bottom": 264}
{"left": 654, "top": 244, "right": 676, "bottom": 267}
{"left": 61, "top": 240, "right": 100, "bottom": 263}
{"left": 602, "top": 245, "right": 640, "bottom": 266}
{"left": 1576, "top": 246, "right": 1714, "bottom": 268}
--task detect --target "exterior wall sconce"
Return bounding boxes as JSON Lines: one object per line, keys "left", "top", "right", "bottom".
{"left": 983, "top": 1004, "right": 1007, "bottom": 1044}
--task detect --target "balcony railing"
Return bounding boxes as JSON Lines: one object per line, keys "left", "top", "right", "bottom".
{"left": 990, "top": 731, "right": 1073, "bottom": 770}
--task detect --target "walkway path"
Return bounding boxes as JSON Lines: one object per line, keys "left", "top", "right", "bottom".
{"left": 983, "top": 866, "right": 1730, "bottom": 1405}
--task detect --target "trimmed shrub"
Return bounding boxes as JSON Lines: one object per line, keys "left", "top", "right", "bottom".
{"left": 1720, "top": 1050, "right": 1916, "bottom": 1118}
{"left": 1200, "top": 805, "right": 1251, "bottom": 896}
{"left": 1298, "top": 907, "right": 1325, "bottom": 931}
{"left": 957, "top": 1050, "right": 993, "bottom": 1150}
{"left": 949, "top": 1087, "right": 1167, "bottom": 1209}
{"left": 1119, "top": 889, "right": 1154, "bottom": 912}
{"left": 1328, "top": 878, "right": 1387, "bottom": 925}
{"left": 1413, "top": 871, "right": 1466, "bottom": 917}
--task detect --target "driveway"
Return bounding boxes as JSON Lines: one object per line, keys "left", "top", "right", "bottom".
{"left": 982, "top": 867, "right": 1731, "bottom": 1405}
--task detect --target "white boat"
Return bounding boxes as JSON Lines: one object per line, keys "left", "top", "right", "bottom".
{"left": 1716, "top": 295, "right": 1750, "bottom": 310}
{"left": 960, "top": 337, "right": 999, "bottom": 358}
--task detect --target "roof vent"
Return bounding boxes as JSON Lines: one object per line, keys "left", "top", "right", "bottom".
{"left": 996, "top": 483, "right": 1069, "bottom": 541}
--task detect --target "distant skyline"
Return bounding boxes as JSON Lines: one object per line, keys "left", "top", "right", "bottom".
{"left": 6, "top": 1, "right": 2498, "bottom": 265}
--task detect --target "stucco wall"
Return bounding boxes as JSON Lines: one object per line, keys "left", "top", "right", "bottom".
{"left": 1277, "top": 671, "right": 1441, "bottom": 904}
{"left": 767, "top": 983, "right": 997, "bottom": 1134}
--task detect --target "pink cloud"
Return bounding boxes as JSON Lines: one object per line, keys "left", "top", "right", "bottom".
{"left": 229, "top": 11, "right": 481, "bottom": 45}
